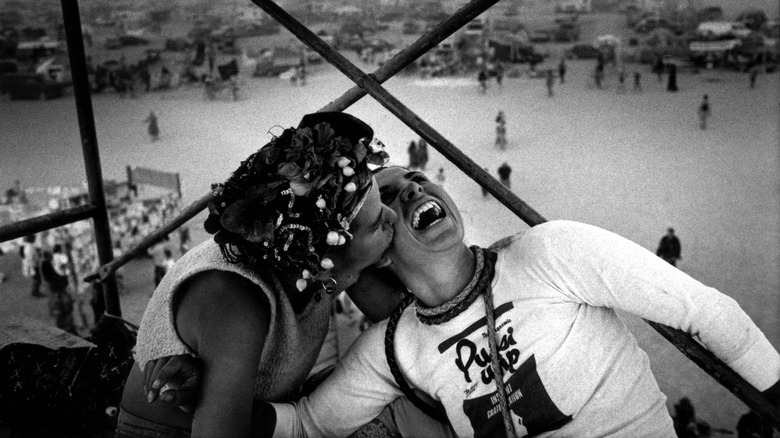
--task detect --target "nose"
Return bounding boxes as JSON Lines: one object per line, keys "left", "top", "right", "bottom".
{"left": 400, "top": 181, "right": 423, "bottom": 204}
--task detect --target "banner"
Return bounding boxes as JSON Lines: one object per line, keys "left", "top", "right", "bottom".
{"left": 127, "top": 166, "right": 180, "bottom": 196}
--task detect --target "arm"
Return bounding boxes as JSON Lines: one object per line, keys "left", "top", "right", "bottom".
{"left": 272, "top": 322, "right": 404, "bottom": 438}
{"left": 529, "top": 221, "right": 780, "bottom": 393}
{"left": 174, "top": 270, "right": 270, "bottom": 438}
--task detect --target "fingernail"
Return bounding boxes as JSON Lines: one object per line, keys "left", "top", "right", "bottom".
{"left": 147, "top": 391, "right": 154, "bottom": 403}
{"left": 152, "top": 379, "right": 161, "bottom": 389}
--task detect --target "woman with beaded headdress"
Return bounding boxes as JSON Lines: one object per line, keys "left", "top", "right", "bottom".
{"left": 115, "top": 112, "right": 398, "bottom": 438}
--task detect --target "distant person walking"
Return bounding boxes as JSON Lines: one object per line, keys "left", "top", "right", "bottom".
{"left": 546, "top": 69, "right": 555, "bottom": 97}
{"left": 230, "top": 77, "right": 240, "bottom": 101}
{"left": 477, "top": 69, "right": 488, "bottom": 93}
{"left": 435, "top": 167, "right": 446, "bottom": 187}
{"left": 40, "top": 250, "right": 76, "bottom": 334}
{"left": 558, "top": 58, "right": 567, "bottom": 84}
{"left": 495, "top": 110, "right": 507, "bottom": 150}
{"left": 633, "top": 70, "right": 642, "bottom": 92}
{"left": 150, "top": 236, "right": 172, "bottom": 287}
{"left": 617, "top": 67, "right": 626, "bottom": 93}
{"left": 594, "top": 62, "right": 604, "bottom": 89}
{"left": 666, "top": 63, "right": 678, "bottom": 92}
{"left": 145, "top": 111, "right": 160, "bottom": 141}
{"left": 495, "top": 63, "right": 504, "bottom": 86}
{"left": 498, "top": 161, "right": 512, "bottom": 189}
{"left": 749, "top": 66, "right": 759, "bottom": 89}
{"left": 698, "top": 94, "right": 711, "bottom": 130}
{"left": 141, "top": 68, "right": 151, "bottom": 93}
{"left": 21, "top": 234, "right": 43, "bottom": 298}
{"left": 656, "top": 227, "right": 682, "bottom": 266}
{"left": 654, "top": 56, "right": 664, "bottom": 82}
{"left": 407, "top": 139, "right": 419, "bottom": 170}
{"left": 417, "top": 138, "right": 429, "bottom": 171}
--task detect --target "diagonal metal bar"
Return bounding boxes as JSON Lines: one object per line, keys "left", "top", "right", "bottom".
{"left": 84, "top": 193, "right": 212, "bottom": 283}
{"left": 320, "top": 0, "right": 500, "bottom": 113}
{"left": 253, "top": 0, "right": 780, "bottom": 428}
{"left": 252, "top": 0, "right": 546, "bottom": 226}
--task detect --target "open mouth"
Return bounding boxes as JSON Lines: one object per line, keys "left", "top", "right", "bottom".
{"left": 411, "top": 200, "right": 446, "bottom": 231}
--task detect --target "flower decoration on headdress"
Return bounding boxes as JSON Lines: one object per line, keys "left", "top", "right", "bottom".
{"left": 204, "top": 113, "right": 389, "bottom": 292}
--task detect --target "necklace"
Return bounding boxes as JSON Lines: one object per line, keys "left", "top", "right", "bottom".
{"left": 414, "top": 246, "right": 497, "bottom": 325}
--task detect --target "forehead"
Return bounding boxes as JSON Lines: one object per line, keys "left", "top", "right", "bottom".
{"left": 349, "top": 179, "right": 380, "bottom": 231}
{"left": 375, "top": 167, "right": 407, "bottom": 189}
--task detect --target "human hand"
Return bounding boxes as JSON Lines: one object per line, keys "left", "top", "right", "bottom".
{"left": 143, "top": 354, "right": 203, "bottom": 412}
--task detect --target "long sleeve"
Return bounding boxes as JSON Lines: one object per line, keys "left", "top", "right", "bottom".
{"left": 272, "top": 321, "right": 404, "bottom": 438}
{"left": 527, "top": 220, "right": 780, "bottom": 391}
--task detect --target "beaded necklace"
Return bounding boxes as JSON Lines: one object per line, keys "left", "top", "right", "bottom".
{"left": 414, "top": 245, "right": 488, "bottom": 325}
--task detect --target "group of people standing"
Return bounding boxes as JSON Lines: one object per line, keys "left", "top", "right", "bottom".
{"left": 406, "top": 137, "right": 429, "bottom": 171}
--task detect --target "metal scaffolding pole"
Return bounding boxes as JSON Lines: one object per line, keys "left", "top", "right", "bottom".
{"left": 59, "top": 0, "right": 121, "bottom": 316}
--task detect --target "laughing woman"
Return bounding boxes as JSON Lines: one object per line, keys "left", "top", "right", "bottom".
{"left": 266, "top": 166, "right": 780, "bottom": 437}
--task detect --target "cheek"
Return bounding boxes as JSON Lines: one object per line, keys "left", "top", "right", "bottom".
{"left": 333, "top": 236, "right": 383, "bottom": 271}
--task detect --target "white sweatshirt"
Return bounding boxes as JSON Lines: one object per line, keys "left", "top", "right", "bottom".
{"left": 273, "top": 220, "right": 780, "bottom": 437}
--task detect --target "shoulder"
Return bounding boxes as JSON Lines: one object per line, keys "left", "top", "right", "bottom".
{"left": 491, "top": 221, "right": 612, "bottom": 264}
{"left": 174, "top": 270, "right": 272, "bottom": 354}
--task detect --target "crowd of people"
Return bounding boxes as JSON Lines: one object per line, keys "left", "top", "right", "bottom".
{"left": 9, "top": 190, "right": 187, "bottom": 335}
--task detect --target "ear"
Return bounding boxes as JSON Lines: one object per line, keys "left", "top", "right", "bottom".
{"left": 374, "top": 254, "right": 392, "bottom": 269}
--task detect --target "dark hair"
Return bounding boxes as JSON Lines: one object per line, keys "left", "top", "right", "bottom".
{"left": 205, "top": 113, "right": 389, "bottom": 282}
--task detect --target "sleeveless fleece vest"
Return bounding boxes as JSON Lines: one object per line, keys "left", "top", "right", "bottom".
{"left": 133, "top": 239, "right": 332, "bottom": 401}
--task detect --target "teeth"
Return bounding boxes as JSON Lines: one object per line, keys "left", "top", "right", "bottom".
{"left": 412, "top": 201, "right": 442, "bottom": 229}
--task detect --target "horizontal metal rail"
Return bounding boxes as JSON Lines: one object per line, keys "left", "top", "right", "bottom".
{"left": 0, "top": 204, "right": 97, "bottom": 243}
{"left": 253, "top": 0, "right": 780, "bottom": 428}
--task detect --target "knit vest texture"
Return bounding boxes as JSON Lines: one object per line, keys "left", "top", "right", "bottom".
{"left": 133, "top": 239, "right": 332, "bottom": 401}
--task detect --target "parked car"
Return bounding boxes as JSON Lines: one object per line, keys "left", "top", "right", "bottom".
{"left": 165, "top": 37, "right": 193, "bottom": 52}
{"left": 104, "top": 38, "right": 122, "bottom": 50}
{"left": 566, "top": 44, "right": 601, "bottom": 59}
{"left": 554, "top": 24, "right": 580, "bottom": 42}
{"left": 529, "top": 29, "right": 553, "bottom": 43}
{"left": 0, "top": 60, "right": 19, "bottom": 75}
{"left": 117, "top": 35, "right": 150, "bottom": 46}
{"left": 634, "top": 18, "right": 682, "bottom": 35}
{"left": 0, "top": 72, "right": 68, "bottom": 100}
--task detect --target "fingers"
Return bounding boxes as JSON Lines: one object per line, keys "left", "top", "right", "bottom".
{"left": 159, "top": 385, "right": 198, "bottom": 408}
{"left": 146, "top": 357, "right": 170, "bottom": 403}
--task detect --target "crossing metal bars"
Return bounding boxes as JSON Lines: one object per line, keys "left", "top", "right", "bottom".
{"left": 0, "top": 0, "right": 775, "bottom": 429}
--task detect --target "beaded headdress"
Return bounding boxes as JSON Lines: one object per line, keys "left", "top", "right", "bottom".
{"left": 204, "top": 112, "right": 389, "bottom": 291}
